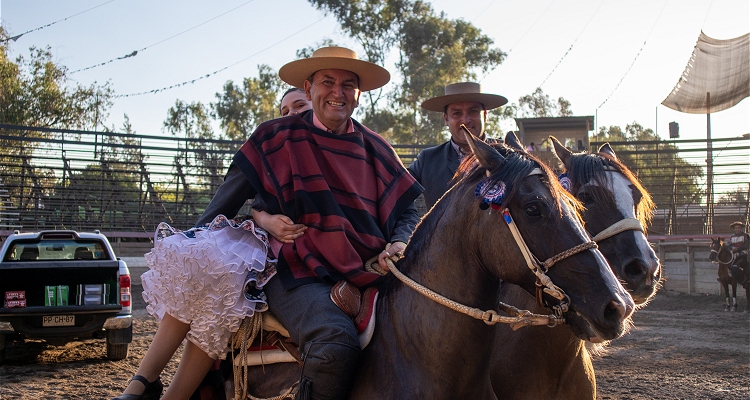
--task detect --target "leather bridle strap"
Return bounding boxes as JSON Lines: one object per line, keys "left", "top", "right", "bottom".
{"left": 501, "top": 209, "right": 597, "bottom": 316}
{"left": 710, "top": 247, "right": 735, "bottom": 265}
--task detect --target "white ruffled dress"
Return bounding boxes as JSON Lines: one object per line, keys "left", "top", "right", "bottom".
{"left": 141, "top": 215, "right": 274, "bottom": 359}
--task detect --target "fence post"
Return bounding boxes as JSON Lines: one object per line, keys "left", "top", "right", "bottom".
{"left": 687, "top": 239, "right": 694, "bottom": 294}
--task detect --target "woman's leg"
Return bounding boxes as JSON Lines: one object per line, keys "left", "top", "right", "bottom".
{"left": 160, "top": 340, "right": 216, "bottom": 400}
{"left": 120, "top": 313, "right": 190, "bottom": 395}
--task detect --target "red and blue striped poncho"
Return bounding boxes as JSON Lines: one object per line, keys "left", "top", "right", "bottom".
{"left": 233, "top": 111, "right": 423, "bottom": 289}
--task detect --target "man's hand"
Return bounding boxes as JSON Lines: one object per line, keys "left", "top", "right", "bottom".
{"left": 253, "top": 209, "right": 307, "bottom": 243}
{"left": 377, "top": 241, "right": 406, "bottom": 272}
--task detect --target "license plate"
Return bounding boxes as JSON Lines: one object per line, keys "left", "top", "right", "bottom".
{"left": 42, "top": 315, "right": 75, "bottom": 327}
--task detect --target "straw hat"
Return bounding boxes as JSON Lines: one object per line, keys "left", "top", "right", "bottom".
{"left": 278, "top": 46, "right": 390, "bottom": 92}
{"left": 730, "top": 221, "right": 746, "bottom": 228}
{"left": 421, "top": 82, "right": 508, "bottom": 112}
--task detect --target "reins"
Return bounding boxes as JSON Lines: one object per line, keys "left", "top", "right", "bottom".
{"left": 381, "top": 256, "right": 563, "bottom": 330}
{"left": 373, "top": 166, "right": 601, "bottom": 329}
{"left": 710, "top": 243, "right": 735, "bottom": 266}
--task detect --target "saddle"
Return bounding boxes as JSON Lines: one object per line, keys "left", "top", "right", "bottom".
{"left": 233, "top": 280, "right": 379, "bottom": 368}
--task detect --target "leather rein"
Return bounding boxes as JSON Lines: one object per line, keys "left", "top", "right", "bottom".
{"left": 710, "top": 243, "right": 735, "bottom": 266}
{"left": 383, "top": 167, "right": 647, "bottom": 330}
{"left": 382, "top": 168, "right": 599, "bottom": 330}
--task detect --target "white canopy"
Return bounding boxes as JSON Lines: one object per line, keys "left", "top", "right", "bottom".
{"left": 662, "top": 31, "right": 749, "bottom": 114}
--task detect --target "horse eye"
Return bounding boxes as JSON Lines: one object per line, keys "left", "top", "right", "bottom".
{"left": 525, "top": 204, "right": 542, "bottom": 218}
{"left": 578, "top": 191, "right": 593, "bottom": 204}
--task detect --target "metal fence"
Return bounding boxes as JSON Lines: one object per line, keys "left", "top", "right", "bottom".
{"left": 0, "top": 124, "right": 747, "bottom": 238}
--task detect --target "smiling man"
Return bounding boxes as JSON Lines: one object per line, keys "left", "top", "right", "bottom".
{"left": 408, "top": 82, "right": 508, "bottom": 209}
{"left": 196, "top": 46, "right": 423, "bottom": 400}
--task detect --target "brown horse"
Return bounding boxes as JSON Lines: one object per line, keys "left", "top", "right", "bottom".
{"left": 490, "top": 134, "right": 658, "bottom": 399}
{"left": 710, "top": 237, "right": 749, "bottom": 312}
{"left": 238, "top": 131, "right": 634, "bottom": 399}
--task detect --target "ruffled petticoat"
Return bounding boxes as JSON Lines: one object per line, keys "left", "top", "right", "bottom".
{"left": 141, "top": 215, "right": 275, "bottom": 359}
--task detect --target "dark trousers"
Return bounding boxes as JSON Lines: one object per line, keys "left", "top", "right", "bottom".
{"left": 264, "top": 276, "right": 361, "bottom": 400}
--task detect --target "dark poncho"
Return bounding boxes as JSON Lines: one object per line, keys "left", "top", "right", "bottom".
{"left": 233, "top": 111, "right": 422, "bottom": 288}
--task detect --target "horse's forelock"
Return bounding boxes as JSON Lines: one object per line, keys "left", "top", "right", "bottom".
{"left": 569, "top": 152, "right": 655, "bottom": 228}
{"left": 458, "top": 145, "right": 582, "bottom": 218}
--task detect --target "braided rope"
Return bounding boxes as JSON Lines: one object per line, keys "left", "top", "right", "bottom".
{"left": 540, "top": 241, "right": 598, "bottom": 270}
{"left": 247, "top": 383, "right": 297, "bottom": 400}
{"left": 383, "top": 257, "right": 563, "bottom": 328}
{"left": 230, "top": 313, "right": 261, "bottom": 400}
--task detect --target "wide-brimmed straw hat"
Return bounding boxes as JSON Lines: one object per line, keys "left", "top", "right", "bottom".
{"left": 421, "top": 82, "right": 508, "bottom": 112}
{"left": 278, "top": 46, "right": 390, "bottom": 92}
{"left": 730, "top": 221, "right": 746, "bottom": 228}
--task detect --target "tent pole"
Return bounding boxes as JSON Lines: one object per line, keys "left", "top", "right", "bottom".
{"left": 706, "top": 92, "right": 714, "bottom": 235}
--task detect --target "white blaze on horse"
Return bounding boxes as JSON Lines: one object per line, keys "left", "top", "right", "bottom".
{"left": 490, "top": 133, "right": 659, "bottom": 399}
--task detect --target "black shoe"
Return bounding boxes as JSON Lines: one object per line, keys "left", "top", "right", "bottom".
{"left": 112, "top": 375, "right": 163, "bottom": 400}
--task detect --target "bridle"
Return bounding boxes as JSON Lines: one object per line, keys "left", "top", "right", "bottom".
{"left": 377, "top": 168, "right": 599, "bottom": 330}
{"left": 710, "top": 241, "right": 734, "bottom": 266}
{"left": 577, "top": 165, "right": 647, "bottom": 245}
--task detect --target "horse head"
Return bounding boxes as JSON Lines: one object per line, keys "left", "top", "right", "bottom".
{"left": 412, "top": 129, "right": 634, "bottom": 342}
{"left": 539, "top": 135, "right": 661, "bottom": 306}
{"left": 709, "top": 237, "right": 733, "bottom": 265}
{"left": 709, "top": 237, "right": 721, "bottom": 262}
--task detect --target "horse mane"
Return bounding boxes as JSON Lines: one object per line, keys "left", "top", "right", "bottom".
{"left": 456, "top": 143, "right": 584, "bottom": 218}
{"left": 566, "top": 152, "right": 655, "bottom": 228}
{"left": 401, "top": 143, "right": 582, "bottom": 280}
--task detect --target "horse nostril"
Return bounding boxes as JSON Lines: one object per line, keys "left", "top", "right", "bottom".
{"left": 604, "top": 297, "right": 633, "bottom": 324}
{"left": 624, "top": 260, "right": 648, "bottom": 281}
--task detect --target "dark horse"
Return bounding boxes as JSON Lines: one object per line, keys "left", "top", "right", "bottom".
{"left": 240, "top": 131, "right": 634, "bottom": 399}
{"left": 490, "top": 134, "right": 659, "bottom": 399}
{"left": 710, "top": 237, "right": 749, "bottom": 312}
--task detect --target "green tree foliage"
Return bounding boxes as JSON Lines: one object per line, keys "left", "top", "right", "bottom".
{"left": 0, "top": 27, "right": 113, "bottom": 133}
{"left": 163, "top": 100, "right": 225, "bottom": 214}
{"left": 0, "top": 27, "right": 113, "bottom": 212}
{"left": 212, "top": 64, "right": 285, "bottom": 141}
{"left": 591, "top": 122, "right": 703, "bottom": 208}
{"left": 717, "top": 186, "right": 749, "bottom": 206}
{"left": 514, "top": 87, "right": 573, "bottom": 118}
{"left": 308, "top": 0, "right": 506, "bottom": 145}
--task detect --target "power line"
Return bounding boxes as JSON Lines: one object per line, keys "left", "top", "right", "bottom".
{"left": 71, "top": 0, "right": 258, "bottom": 74}
{"left": 113, "top": 16, "right": 327, "bottom": 98}
{"left": 1, "top": 0, "right": 117, "bottom": 43}
{"left": 537, "top": 0, "right": 605, "bottom": 89}
{"left": 597, "top": 0, "right": 668, "bottom": 109}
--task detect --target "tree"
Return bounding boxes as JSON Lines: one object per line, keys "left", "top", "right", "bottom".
{"left": 591, "top": 122, "right": 703, "bottom": 209}
{"left": 717, "top": 186, "right": 749, "bottom": 206}
{"left": 307, "top": 0, "right": 507, "bottom": 145}
{"left": 212, "top": 64, "right": 284, "bottom": 141}
{"left": 0, "top": 27, "right": 113, "bottom": 132}
{"left": 163, "top": 100, "right": 225, "bottom": 214}
{"left": 515, "top": 87, "right": 573, "bottom": 118}
{"left": 1, "top": 27, "right": 114, "bottom": 213}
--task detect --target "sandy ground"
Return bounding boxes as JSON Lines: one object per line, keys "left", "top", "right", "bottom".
{"left": 0, "top": 287, "right": 748, "bottom": 399}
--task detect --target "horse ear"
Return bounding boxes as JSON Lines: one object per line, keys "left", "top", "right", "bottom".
{"left": 463, "top": 125, "right": 505, "bottom": 171}
{"left": 550, "top": 136, "right": 572, "bottom": 168}
{"left": 504, "top": 131, "right": 524, "bottom": 151}
{"left": 598, "top": 143, "right": 618, "bottom": 160}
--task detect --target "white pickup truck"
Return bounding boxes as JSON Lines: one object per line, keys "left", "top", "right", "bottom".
{"left": 0, "top": 230, "right": 133, "bottom": 364}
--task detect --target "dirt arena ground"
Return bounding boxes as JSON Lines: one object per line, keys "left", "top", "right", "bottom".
{"left": 0, "top": 287, "right": 748, "bottom": 399}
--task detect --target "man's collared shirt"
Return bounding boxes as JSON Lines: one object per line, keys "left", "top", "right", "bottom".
{"left": 313, "top": 113, "right": 355, "bottom": 134}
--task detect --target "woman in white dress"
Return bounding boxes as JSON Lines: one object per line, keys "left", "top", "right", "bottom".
{"left": 113, "top": 95, "right": 311, "bottom": 400}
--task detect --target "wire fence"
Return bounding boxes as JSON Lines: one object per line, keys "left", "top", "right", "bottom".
{"left": 0, "top": 124, "right": 747, "bottom": 238}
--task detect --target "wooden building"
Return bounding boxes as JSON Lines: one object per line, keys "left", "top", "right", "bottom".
{"left": 513, "top": 116, "right": 595, "bottom": 171}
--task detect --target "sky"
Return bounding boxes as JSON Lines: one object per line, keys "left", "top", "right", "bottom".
{"left": 1, "top": 0, "right": 749, "bottom": 143}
